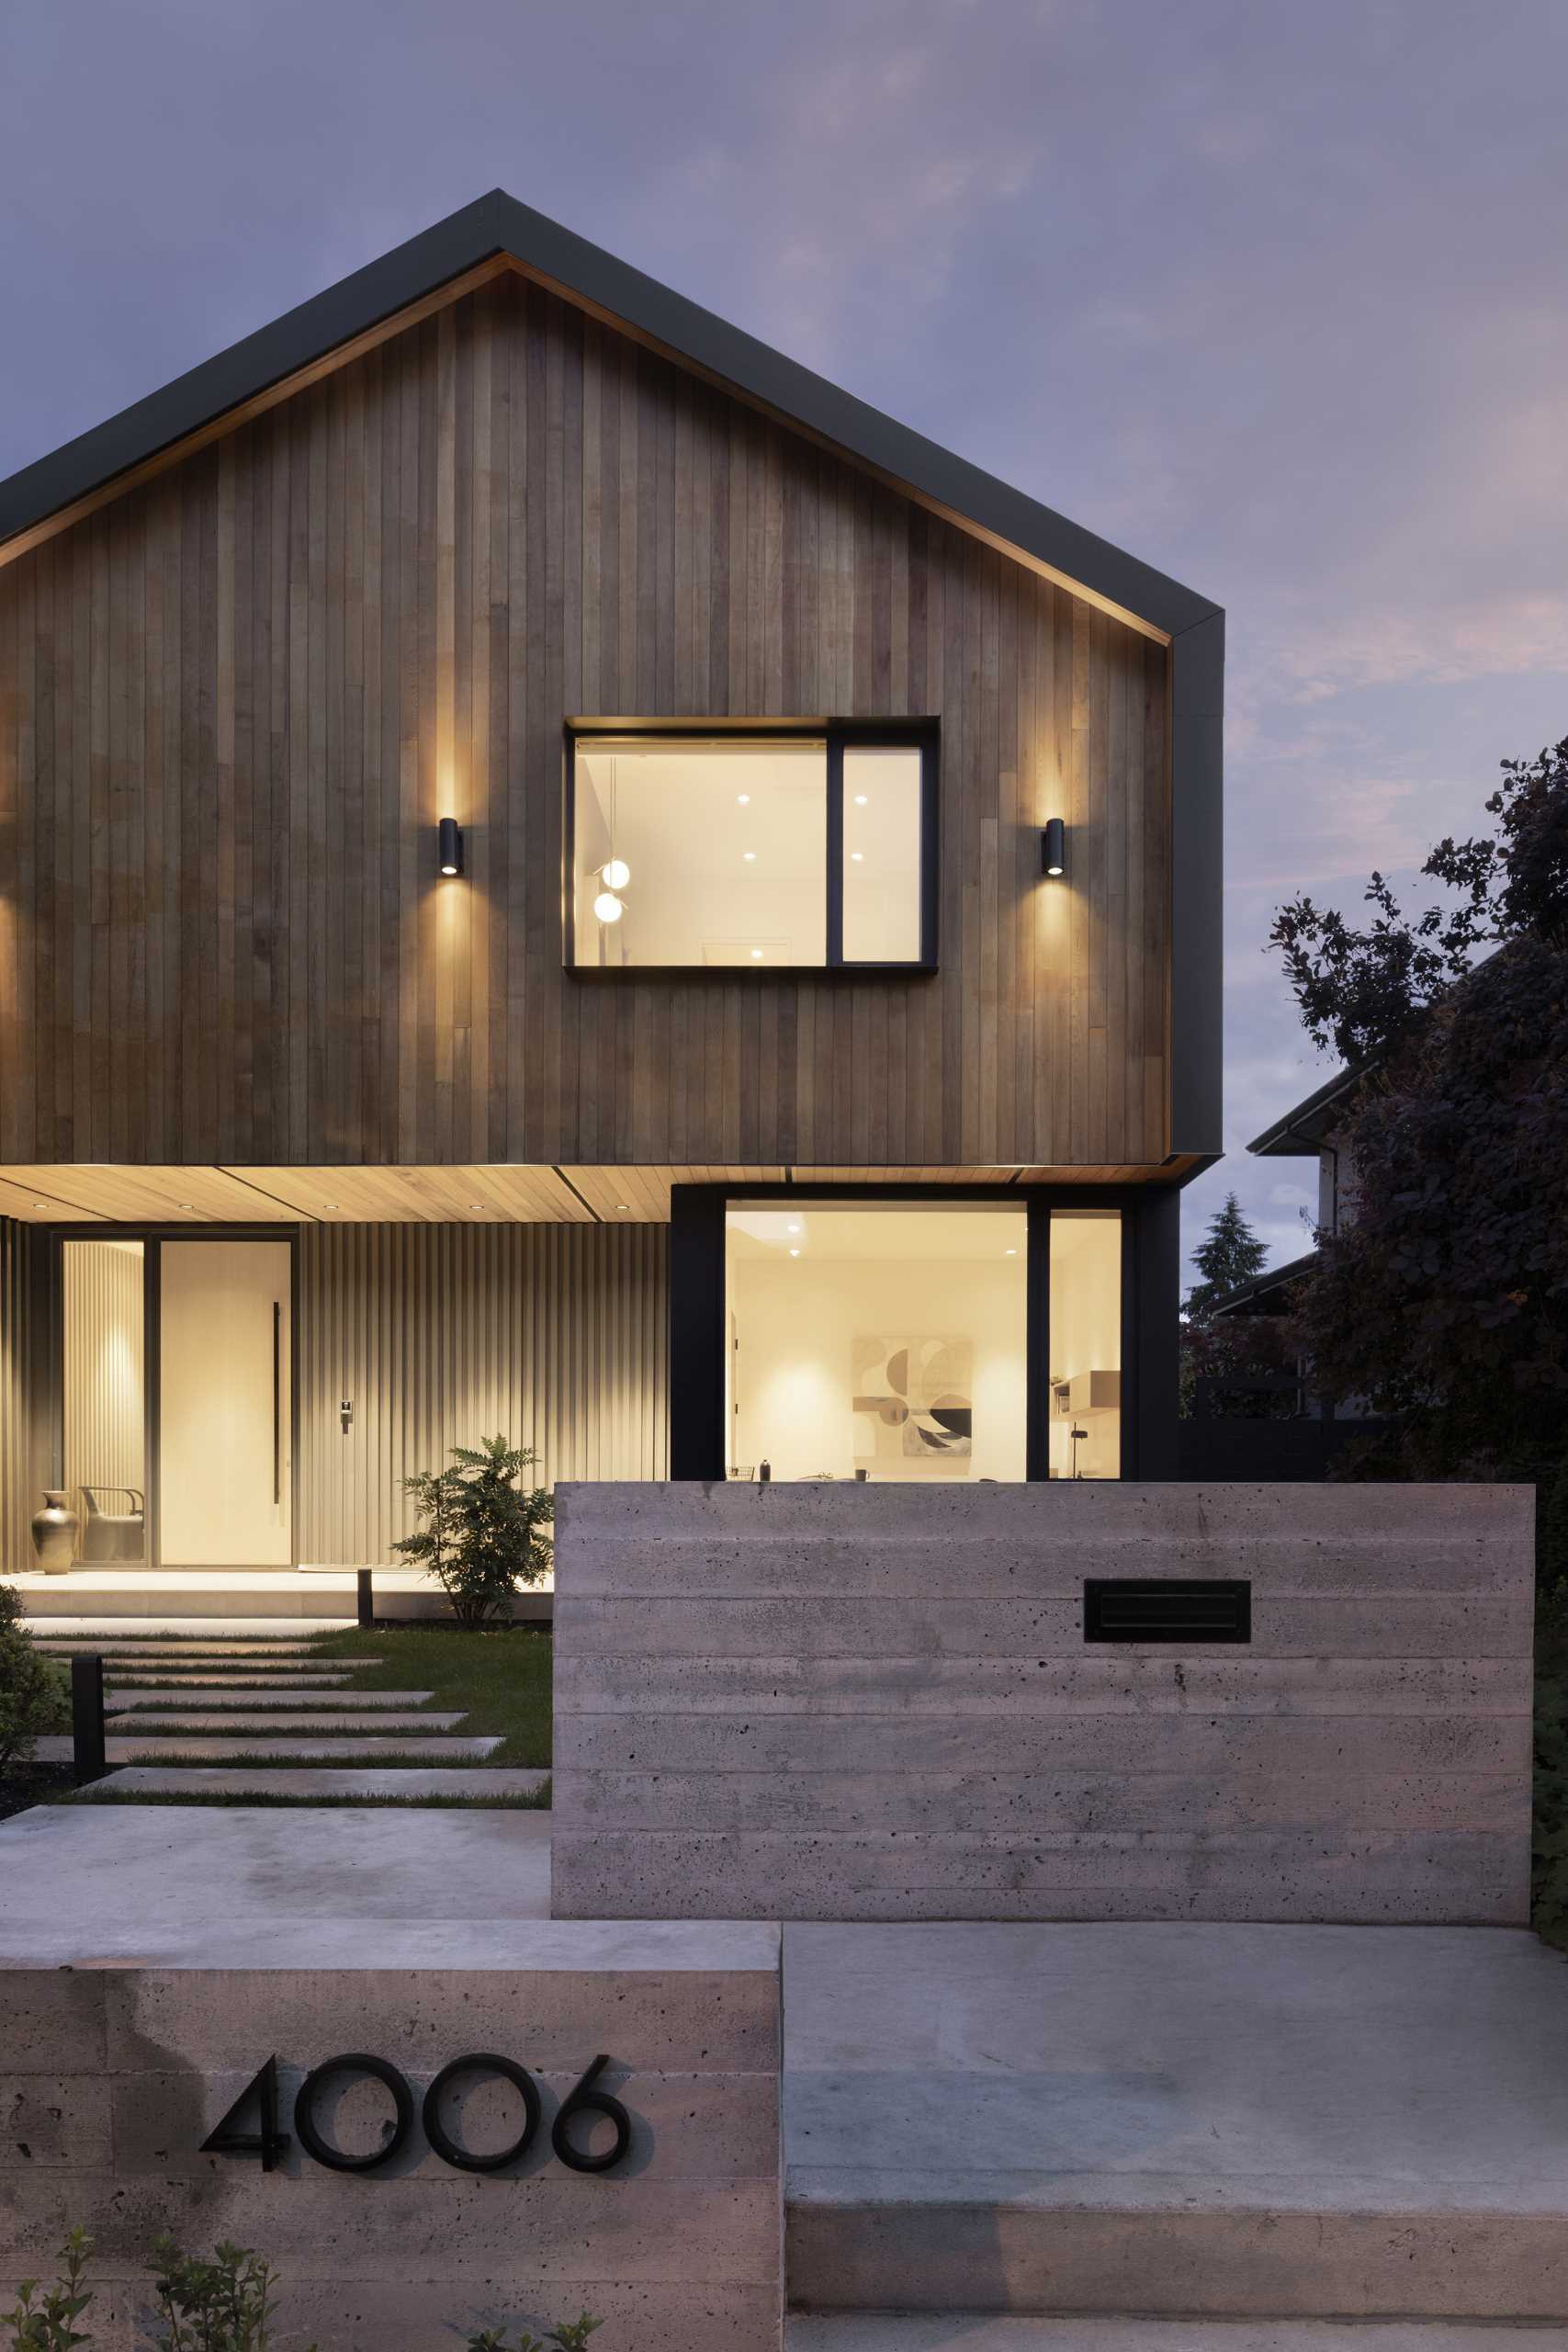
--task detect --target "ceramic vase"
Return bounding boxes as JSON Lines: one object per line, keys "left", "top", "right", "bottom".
{"left": 29, "top": 1489, "right": 78, "bottom": 1573}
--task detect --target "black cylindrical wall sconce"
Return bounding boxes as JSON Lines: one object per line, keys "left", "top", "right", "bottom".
{"left": 1042, "top": 817, "right": 1066, "bottom": 876}
{"left": 437, "top": 817, "right": 464, "bottom": 877}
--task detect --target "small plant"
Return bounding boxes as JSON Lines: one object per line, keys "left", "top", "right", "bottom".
{"left": 3, "top": 2225, "right": 95, "bottom": 2352}
{"left": 0, "top": 1583, "right": 71, "bottom": 1773}
{"left": 146, "top": 2236, "right": 304, "bottom": 2352}
{"left": 392, "top": 1436, "right": 552, "bottom": 1629}
{"left": 468, "top": 2319, "right": 601, "bottom": 2352}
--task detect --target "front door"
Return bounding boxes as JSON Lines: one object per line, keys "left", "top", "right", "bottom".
{"left": 157, "top": 1240, "right": 292, "bottom": 1565}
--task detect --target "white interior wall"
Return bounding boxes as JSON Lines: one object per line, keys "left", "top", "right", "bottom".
{"left": 728, "top": 1247, "right": 1027, "bottom": 1482}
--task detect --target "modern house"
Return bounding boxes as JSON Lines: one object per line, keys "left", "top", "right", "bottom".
{"left": 0, "top": 189, "right": 1222, "bottom": 1585}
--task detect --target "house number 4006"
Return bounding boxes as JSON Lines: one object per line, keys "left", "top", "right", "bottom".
{"left": 200, "top": 2052, "right": 632, "bottom": 2177}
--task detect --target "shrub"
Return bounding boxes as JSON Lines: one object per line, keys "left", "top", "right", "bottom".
{"left": 3, "top": 2224, "right": 94, "bottom": 2352}
{"left": 0, "top": 1592, "right": 70, "bottom": 1773}
{"left": 392, "top": 1436, "right": 553, "bottom": 1629}
{"left": 5, "top": 2232, "right": 603, "bottom": 2352}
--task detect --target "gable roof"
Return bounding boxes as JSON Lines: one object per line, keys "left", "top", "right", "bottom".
{"left": 0, "top": 189, "right": 1217, "bottom": 644}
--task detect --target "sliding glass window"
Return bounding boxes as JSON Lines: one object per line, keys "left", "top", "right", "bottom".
{"left": 570, "top": 729, "right": 935, "bottom": 970}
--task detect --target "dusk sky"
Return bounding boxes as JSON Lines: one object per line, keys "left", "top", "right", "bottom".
{"left": 5, "top": 0, "right": 1565, "bottom": 1277}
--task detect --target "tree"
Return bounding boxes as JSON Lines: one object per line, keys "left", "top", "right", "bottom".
{"left": 1268, "top": 735, "right": 1568, "bottom": 1587}
{"left": 1183, "top": 1192, "right": 1268, "bottom": 1321}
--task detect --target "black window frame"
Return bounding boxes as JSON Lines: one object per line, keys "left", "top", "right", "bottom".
{"left": 563, "top": 718, "right": 940, "bottom": 977}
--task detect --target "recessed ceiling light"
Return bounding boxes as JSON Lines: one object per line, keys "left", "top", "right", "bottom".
{"left": 750, "top": 947, "right": 763, "bottom": 959}
{"left": 787, "top": 1221, "right": 801, "bottom": 1233}
{"left": 742, "top": 851, "right": 756, "bottom": 862}
{"left": 468, "top": 1202, "right": 485, "bottom": 1211}
{"left": 177, "top": 1202, "right": 196, "bottom": 1211}
{"left": 616, "top": 1203, "right": 631, "bottom": 1211}
{"left": 1005, "top": 1247, "right": 1018, "bottom": 1257}
{"left": 853, "top": 793, "right": 868, "bottom": 805}
{"left": 32, "top": 1201, "right": 47, "bottom": 1211}
{"left": 788, "top": 1247, "right": 801, "bottom": 1258}
{"left": 322, "top": 1201, "right": 340, "bottom": 1210}
{"left": 737, "top": 793, "right": 750, "bottom": 805}
{"left": 851, "top": 852, "right": 864, "bottom": 862}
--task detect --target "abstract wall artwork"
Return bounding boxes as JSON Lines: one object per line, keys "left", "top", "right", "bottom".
{"left": 852, "top": 1336, "right": 974, "bottom": 1470}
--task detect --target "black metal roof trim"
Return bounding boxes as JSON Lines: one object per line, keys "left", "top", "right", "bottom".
{"left": 1209, "top": 1248, "right": 1320, "bottom": 1317}
{"left": 0, "top": 189, "right": 1219, "bottom": 641}
{"left": 1247, "top": 1059, "right": 1372, "bottom": 1157}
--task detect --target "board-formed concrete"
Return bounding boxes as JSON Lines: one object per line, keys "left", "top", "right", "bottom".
{"left": 551, "top": 1480, "right": 1533, "bottom": 1923}
{"left": 783, "top": 1919, "right": 1568, "bottom": 2320}
{"left": 2, "top": 1945, "right": 780, "bottom": 2352}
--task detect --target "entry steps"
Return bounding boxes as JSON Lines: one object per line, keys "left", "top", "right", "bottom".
{"left": 35, "top": 1626, "right": 530, "bottom": 1799}
{"left": 783, "top": 1922, "right": 1568, "bottom": 2324}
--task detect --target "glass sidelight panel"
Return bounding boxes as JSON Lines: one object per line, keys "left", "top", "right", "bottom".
{"left": 725, "top": 1201, "right": 1027, "bottom": 1481}
{"left": 62, "top": 1239, "right": 146, "bottom": 1562}
{"left": 158, "top": 1240, "right": 292, "bottom": 1565}
{"left": 1048, "top": 1211, "right": 1122, "bottom": 1478}
{"left": 840, "top": 745, "right": 923, "bottom": 963}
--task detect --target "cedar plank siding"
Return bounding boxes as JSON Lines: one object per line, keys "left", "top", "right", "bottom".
{"left": 0, "top": 273, "right": 1169, "bottom": 1172}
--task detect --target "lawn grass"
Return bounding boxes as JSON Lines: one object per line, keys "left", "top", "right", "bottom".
{"left": 307, "top": 1623, "right": 554, "bottom": 1766}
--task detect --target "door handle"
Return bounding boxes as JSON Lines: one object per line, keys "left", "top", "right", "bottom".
{"left": 272, "top": 1301, "right": 281, "bottom": 1507}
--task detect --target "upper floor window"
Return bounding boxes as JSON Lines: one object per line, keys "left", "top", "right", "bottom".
{"left": 567, "top": 726, "right": 936, "bottom": 971}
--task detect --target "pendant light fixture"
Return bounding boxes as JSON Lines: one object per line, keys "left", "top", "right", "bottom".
{"left": 593, "top": 757, "right": 630, "bottom": 921}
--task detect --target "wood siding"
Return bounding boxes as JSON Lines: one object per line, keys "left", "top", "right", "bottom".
{"left": 297, "top": 1220, "right": 667, "bottom": 1564}
{"left": 0, "top": 272, "right": 1169, "bottom": 1174}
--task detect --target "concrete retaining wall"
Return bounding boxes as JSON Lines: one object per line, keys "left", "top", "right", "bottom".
{"left": 550, "top": 1480, "right": 1534, "bottom": 1924}
{"left": 1, "top": 1942, "right": 782, "bottom": 2352}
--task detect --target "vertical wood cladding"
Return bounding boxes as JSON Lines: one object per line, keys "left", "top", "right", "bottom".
{"left": 296, "top": 1219, "right": 667, "bottom": 1564}
{"left": 0, "top": 276, "right": 1169, "bottom": 1170}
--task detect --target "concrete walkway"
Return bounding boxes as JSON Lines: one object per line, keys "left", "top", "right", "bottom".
{"left": 83, "top": 1764, "right": 551, "bottom": 1799}
{"left": 0, "top": 1804, "right": 554, "bottom": 1962}
{"left": 784, "top": 1919, "right": 1568, "bottom": 2321}
{"left": 787, "top": 2326, "right": 1568, "bottom": 2349}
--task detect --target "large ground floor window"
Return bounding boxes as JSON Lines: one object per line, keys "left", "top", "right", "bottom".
{"left": 727, "top": 1201, "right": 1029, "bottom": 1481}
{"left": 718, "top": 1194, "right": 1123, "bottom": 1482}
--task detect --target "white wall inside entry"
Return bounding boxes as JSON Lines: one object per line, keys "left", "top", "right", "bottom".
{"left": 725, "top": 1203, "right": 1027, "bottom": 1481}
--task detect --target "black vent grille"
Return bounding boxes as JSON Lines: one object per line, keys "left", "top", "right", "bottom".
{"left": 1083, "top": 1577, "right": 1252, "bottom": 1644}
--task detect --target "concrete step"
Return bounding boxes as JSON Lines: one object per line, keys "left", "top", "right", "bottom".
{"left": 76, "top": 1765, "right": 550, "bottom": 1801}
{"left": 38, "top": 1733, "right": 502, "bottom": 1760}
{"left": 107, "top": 1687, "right": 434, "bottom": 1709}
{"left": 786, "top": 2325, "right": 1568, "bottom": 2349}
{"left": 104, "top": 1671, "right": 358, "bottom": 1688}
{"left": 37, "top": 1635, "right": 329, "bottom": 1652}
{"left": 100, "top": 1709, "right": 461, "bottom": 1733}
{"left": 783, "top": 1922, "right": 1568, "bottom": 2322}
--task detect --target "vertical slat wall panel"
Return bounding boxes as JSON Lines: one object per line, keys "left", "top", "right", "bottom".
{"left": 0, "top": 1215, "right": 44, "bottom": 1568}
{"left": 0, "top": 275, "right": 1169, "bottom": 1172}
{"left": 296, "top": 1220, "right": 667, "bottom": 1564}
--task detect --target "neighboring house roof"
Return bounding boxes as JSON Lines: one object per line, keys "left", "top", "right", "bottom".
{"left": 1247, "top": 1059, "right": 1371, "bottom": 1157}
{"left": 0, "top": 189, "right": 1220, "bottom": 647}
{"left": 1209, "top": 1248, "right": 1319, "bottom": 1318}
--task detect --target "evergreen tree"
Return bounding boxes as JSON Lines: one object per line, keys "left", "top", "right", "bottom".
{"left": 1184, "top": 1192, "right": 1267, "bottom": 1321}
